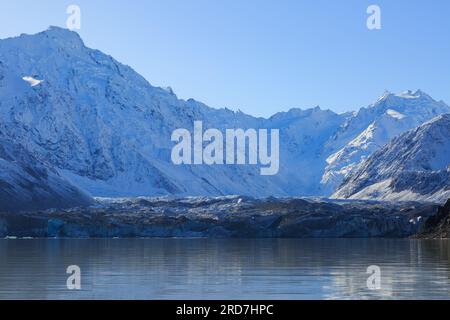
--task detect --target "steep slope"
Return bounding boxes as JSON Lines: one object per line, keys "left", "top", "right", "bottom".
{"left": 333, "top": 114, "right": 450, "bottom": 203}
{"left": 0, "top": 27, "right": 349, "bottom": 197}
{"left": 0, "top": 134, "right": 93, "bottom": 212}
{"left": 321, "top": 91, "right": 450, "bottom": 193}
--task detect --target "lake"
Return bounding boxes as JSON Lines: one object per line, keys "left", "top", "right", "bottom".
{"left": 0, "top": 239, "right": 449, "bottom": 300}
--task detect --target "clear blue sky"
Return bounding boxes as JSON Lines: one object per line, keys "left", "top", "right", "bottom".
{"left": 1, "top": 0, "right": 449, "bottom": 117}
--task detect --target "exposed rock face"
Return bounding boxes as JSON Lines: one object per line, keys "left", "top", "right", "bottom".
{"left": 417, "top": 199, "right": 450, "bottom": 238}
{"left": 0, "top": 197, "right": 438, "bottom": 238}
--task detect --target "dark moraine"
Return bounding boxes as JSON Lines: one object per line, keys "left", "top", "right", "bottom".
{"left": 0, "top": 197, "right": 440, "bottom": 238}
{"left": 417, "top": 199, "right": 450, "bottom": 239}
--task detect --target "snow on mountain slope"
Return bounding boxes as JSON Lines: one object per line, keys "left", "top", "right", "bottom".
{"left": 0, "top": 27, "right": 348, "bottom": 197}
{"left": 332, "top": 114, "right": 450, "bottom": 203}
{"left": 321, "top": 90, "right": 450, "bottom": 193}
{"left": 0, "top": 134, "right": 93, "bottom": 212}
{"left": 0, "top": 27, "right": 449, "bottom": 199}
{"left": 268, "top": 107, "right": 350, "bottom": 195}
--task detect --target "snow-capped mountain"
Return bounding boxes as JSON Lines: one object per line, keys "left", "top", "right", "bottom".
{"left": 0, "top": 133, "right": 92, "bottom": 212}
{"left": 321, "top": 90, "right": 450, "bottom": 194}
{"left": 0, "top": 27, "right": 449, "bottom": 200}
{"left": 333, "top": 114, "right": 450, "bottom": 203}
{"left": 0, "top": 27, "right": 348, "bottom": 197}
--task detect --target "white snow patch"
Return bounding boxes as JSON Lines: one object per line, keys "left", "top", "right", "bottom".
{"left": 22, "top": 76, "right": 43, "bottom": 87}
{"left": 386, "top": 109, "right": 406, "bottom": 120}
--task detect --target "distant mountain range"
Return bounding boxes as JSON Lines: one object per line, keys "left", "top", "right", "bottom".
{"left": 0, "top": 27, "right": 449, "bottom": 211}
{"left": 322, "top": 90, "right": 450, "bottom": 194}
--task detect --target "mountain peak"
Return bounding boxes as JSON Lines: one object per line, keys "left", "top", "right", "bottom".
{"left": 385, "top": 89, "right": 432, "bottom": 101}
{"left": 396, "top": 89, "right": 433, "bottom": 100}
{"left": 38, "top": 26, "right": 85, "bottom": 47}
{"left": 0, "top": 26, "right": 86, "bottom": 50}
{"left": 367, "top": 89, "right": 446, "bottom": 114}
{"left": 0, "top": 26, "right": 85, "bottom": 55}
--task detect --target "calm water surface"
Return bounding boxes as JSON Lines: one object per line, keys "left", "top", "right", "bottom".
{"left": 0, "top": 239, "right": 449, "bottom": 300}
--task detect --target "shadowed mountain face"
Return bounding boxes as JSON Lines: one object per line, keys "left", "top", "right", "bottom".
{"left": 0, "top": 27, "right": 449, "bottom": 201}
{"left": 333, "top": 115, "right": 450, "bottom": 203}
{"left": 0, "top": 135, "right": 93, "bottom": 212}
{"left": 418, "top": 199, "right": 450, "bottom": 238}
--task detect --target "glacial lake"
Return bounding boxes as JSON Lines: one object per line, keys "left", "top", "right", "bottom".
{"left": 0, "top": 239, "right": 449, "bottom": 300}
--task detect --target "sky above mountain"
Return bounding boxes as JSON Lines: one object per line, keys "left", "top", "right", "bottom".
{"left": 1, "top": 0, "right": 450, "bottom": 117}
